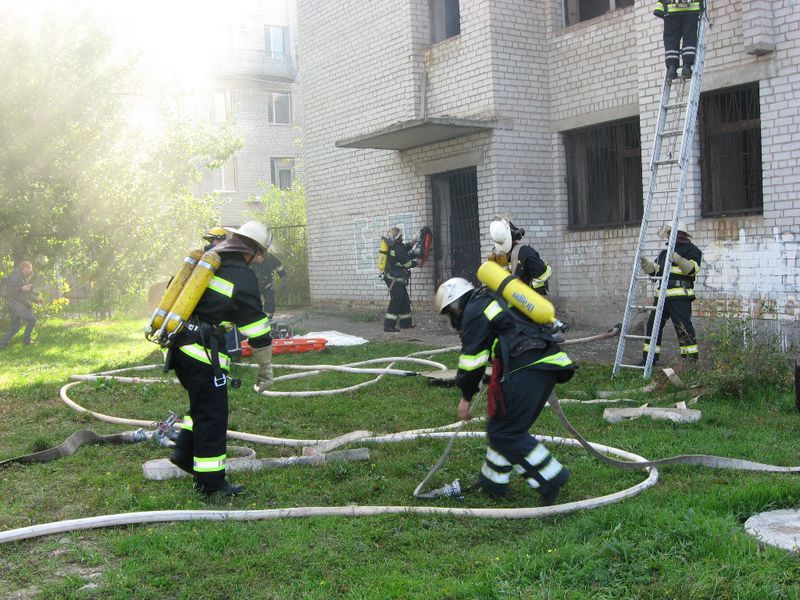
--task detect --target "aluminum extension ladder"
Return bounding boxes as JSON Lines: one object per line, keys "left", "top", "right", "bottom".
{"left": 613, "top": 10, "right": 709, "bottom": 378}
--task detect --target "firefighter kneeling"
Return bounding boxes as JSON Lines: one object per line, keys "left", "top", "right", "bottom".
{"left": 435, "top": 276, "right": 575, "bottom": 505}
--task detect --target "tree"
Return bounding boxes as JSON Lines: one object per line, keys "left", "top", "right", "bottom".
{"left": 0, "top": 8, "right": 241, "bottom": 312}
{"left": 247, "top": 180, "right": 310, "bottom": 307}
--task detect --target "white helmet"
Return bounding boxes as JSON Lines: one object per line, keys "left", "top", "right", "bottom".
{"left": 387, "top": 226, "right": 403, "bottom": 243}
{"left": 659, "top": 220, "right": 691, "bottom": 239}
{"left": 434, "top": 277, "right": 474, "bottom": 314}
{"left": 225, "top": 221, "right": 271, "bottom": 251}
{"left": 489, "top": 218, "right": 512, "bottom": 254}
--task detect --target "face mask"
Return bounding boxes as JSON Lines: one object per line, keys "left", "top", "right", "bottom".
{"left": 448, "top": 309, "right": 463, "bottom": 332}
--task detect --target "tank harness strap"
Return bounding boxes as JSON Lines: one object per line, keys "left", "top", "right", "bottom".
{"left": 182, "top": 319, "right": 228, "bottom": 387}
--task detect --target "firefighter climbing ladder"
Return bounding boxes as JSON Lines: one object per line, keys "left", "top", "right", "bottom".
{"left": 613, "top": 9, "right": 709, "bottom": 378}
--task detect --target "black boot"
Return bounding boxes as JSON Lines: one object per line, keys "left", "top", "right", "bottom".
{"left": 540, "top": 467, "right": 570, "bottom": 506}
{"left": 169, "top": 450, "right": 195, "bottom": 475}
{"left": 666, "top": 64, "right": 679, "bottom": 81}
{"left": 681, "top": 65, "right": 692, "bottom": 78}
{"left": 639, "top": 353, "right": 659, "bottom": 367}
{"left": 194, "top": 472, "right": 244, "bottom": 497}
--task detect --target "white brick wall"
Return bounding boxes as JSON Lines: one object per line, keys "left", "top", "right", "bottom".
{"left": 297, "top": 0, "right": 800, "bottom": 326}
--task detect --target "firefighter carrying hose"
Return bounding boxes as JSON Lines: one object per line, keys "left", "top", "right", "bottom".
{"left": 382, "top": 226, "right": 419, "bottom": 333}
{"left": 167, "top": 221, "right": 274, "bottom": 496}
{"left": 639, "top": 221, "right": 702, "bottom": 364}
{"left": 434, "top": 277, "right": 575, "bottom": 505}
{"left": 488, "top": 216, "right": 552, "bottom": 294}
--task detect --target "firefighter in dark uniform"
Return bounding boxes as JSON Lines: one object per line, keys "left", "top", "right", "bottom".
{"left": 435, "top": 277, "right": 575, "bottom": 505}
{"left": 251, "top": 251, "right": 287, "bottom": 319}
{"left": 383, "top": 227, "right": 417, "bottom": 333}
{"left": 489, "top": 216, "right": 552, "bottom": 294}
{"left": 168, "top": 221, "right": 274, "bottom": 496}
{"left": 640, "top": 221, "right": 702, "bottom": 364}
{"left": 654, "top": 0, "right": 704, "bottom": 80}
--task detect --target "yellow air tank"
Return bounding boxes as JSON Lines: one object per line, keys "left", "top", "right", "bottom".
{"left": 477, "top": 260, "right": 555, "bottom": 325}
{"left": 146, "top": 249, "right": 204, "bottom": 338}
{"left": 156, "top": 250, "right": 221, "bottom": 342}
{"left": 377, "top": 237, "right": 390, "bottom": 272}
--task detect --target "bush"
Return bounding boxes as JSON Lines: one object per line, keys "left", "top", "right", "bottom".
{"left": 701, "top": 317, "right": 796, "bottom": 399}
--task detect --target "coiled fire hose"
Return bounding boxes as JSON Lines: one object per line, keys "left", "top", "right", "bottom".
{"left": 1, "top": 327, "right": 797, "bottom": 544}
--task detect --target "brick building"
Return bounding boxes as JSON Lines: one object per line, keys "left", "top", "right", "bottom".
{"left": 195, "top": 0, "right": 303, "bottom": 226}
{"left": 296, "top": 0, "right": 799, "bottom": 332}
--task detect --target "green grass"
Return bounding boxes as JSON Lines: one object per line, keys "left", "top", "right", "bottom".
{"left": 1, "top": 318, "right": 799, "bottom": 599}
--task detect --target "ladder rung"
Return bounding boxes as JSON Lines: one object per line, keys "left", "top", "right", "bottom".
{"left": 636, "top": 275, "right": 653, "bottom": 281}
{"left": 619, "top": 363, "right": 646, "bottom": 370}
{"left": 631, "top": 305, "right": 657, "bottom": 311}
{"left": 659, "top": 130, "right": 683, "bottom": 137}
{"left": 624, "top": 334, "right": 650, "bottom": 340}
{"left": 654, "top": 159, "right": 678, "bottom": 166}
{"left": 656, "top": 188, "right": 679, "bottom": 193}
{"left": 665, "top": 101, "right": 687, "bottom": 110}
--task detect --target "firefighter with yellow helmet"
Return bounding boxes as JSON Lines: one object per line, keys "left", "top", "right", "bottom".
{"left": 488, "top": 216, "right": 552, "bottom": 294}
{"left": 167, "top": 220, "right": 274, "bottom": 496}
{"left": 434, "top": 275, "right": 574, "bottom": 505}
{"left": 202, "top": 227, "right": 228, "bottom": 251}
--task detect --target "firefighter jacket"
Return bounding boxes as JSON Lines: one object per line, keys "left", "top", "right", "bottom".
{"left": 652, "top": 239, "right": 702, "bottom": 300}
{"left": 252, "top": 253, "right": 286, "bottom": 289}
{"left": 177, "top": 253, "right": 272, "bottom": 371}
{"left": 654, "top": 0, "right": 703, "bottom": 17}
{"left": 455, "top": 289, "right": 574, "bottom": 402}
{"left": 386, "top": 241, "right": 416, "bottom": 283}
{"left": 513, "top": 244, "right": 552, "bottom": 291}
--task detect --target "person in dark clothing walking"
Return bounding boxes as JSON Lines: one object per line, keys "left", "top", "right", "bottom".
{"left": 654, "top": 0, "right": 704, "bottom": 80}
{"left": 489, "top": 216, "right": 552, "bottom": 294}
{"left": 434, "top": 277, "right": 575, "bottom": 505}
{"left": 167, "top": 221, "right": 274, "bottom": 496}
{"left": 383, "top": 227, "right": 417, "bottom": 333}
{"left": 640, "top": 221, "right": 702, "bottom": 363}
{"left": 1, "top": 260, "right": 37, "bottom": 348}
{"left": 250, "top": 252, "right": 287, "bottom": 319}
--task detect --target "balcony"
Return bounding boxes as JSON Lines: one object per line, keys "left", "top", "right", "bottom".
{"left": 211, "top": 49, "right": 296, "bottom": 82}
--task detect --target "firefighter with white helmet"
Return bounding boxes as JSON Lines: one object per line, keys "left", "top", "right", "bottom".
{"left": 167, "top": 220, "right": 273, "bottom": 496}
{"left": 435, "top": 275, "right": 575, "bottom": 505}
{"left": 639, "top": 220, "right": 703, "bottom": 364}
{"left": 488, "top": 216, "right": 552, "bottom": 294}
{"left": 382, "top": 226, "right": 418, "bottom": 332}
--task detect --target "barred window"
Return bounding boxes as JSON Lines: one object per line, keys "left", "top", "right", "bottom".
{"left": 565, "top": 118, "right": 643, "bottom": 229}
{"left": 564, "top": 0, "right": 634, "bottom": 27}
{"left": 700, "top": 83, "right": 763, "bottom": 217}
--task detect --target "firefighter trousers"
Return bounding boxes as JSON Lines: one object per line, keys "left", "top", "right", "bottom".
{"left": 643, "top": 297, "right": 698, "bottom": 358}
{"left": 663, "top": 12, "right": 700, "bottom": 69}
{"left": 384, "top": 278, "right": 412, "bottom": 330}
{"left": 171, "top": 350, "right": 230, "bottom": 491}
{"left": 477, "top": 368, "right": 569, "bottom": 499}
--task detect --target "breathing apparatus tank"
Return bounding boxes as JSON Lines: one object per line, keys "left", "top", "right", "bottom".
{"left": 155, "top": 250, "right": 221, "bottom": 343}
{"left": 477, "top": 260, "right": 565, "bottom": 329}
{"left": 377, "top": 237, "right": 391, "bottom": 273}
{"left": 145, "top": 249, "right": 204, "bottom": 340}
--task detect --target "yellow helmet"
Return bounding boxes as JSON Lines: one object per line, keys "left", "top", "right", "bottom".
{"left": 203, "top": 227, "right": 228, "bottom": 242}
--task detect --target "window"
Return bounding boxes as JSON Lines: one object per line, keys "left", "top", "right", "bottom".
{"left": 209, "top": 89, "right": 232, "bottom": 123}
{"left": 271, "top": 158, "right": 294, "bottom": 189}
{"left": 265, "top": 25, "right": 288, "bottom": 59}
{"left": 565, "top": 118, "right": 643, "bottom": 229}
{"left": 700, "top": 83, "right": 763, "bottom": 217}
{"left": 563, "top": 0, "right": 634, "bottom": 27}
{"left": 268, "top": 92, "right": 291, "bottom": 124}
{"left": 431, "top": 168, "right": 480, "bottom": 286}
{"left": 212, "top": 159, "right": 237, "bottom": 192}
{"left": 429, "top": 0, "right": 460, "bottom": 43}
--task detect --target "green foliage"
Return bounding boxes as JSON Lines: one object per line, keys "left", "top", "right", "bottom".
{"left": 248, "top": 181, "right": 310, "bottom": 306}
{"left": 701, "top": 317, "right": 795, "bottom": 399}
{"left": 0, "top": 8, "right": 242, "bottom": 313}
